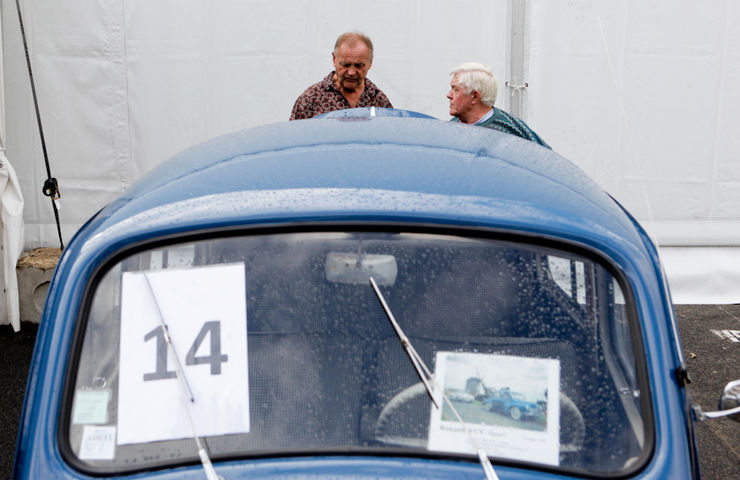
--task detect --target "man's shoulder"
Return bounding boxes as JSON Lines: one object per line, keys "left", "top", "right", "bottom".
{"left": 489, "top": 108, "right": 534, "bottom": 134}
{"left": 491, "top": 107, "right": 519, "bottom": 123}
{"left": 486, "top": 108, "right": 549, "bottom": 148}
{"left": 362, "top": 78, "right": 393, "bottom": 107}
{"left": 290, "top": 72, "right": 343, "bottom": 120}
{"left": 297, "top": 72, "right": 335, "bottom": 98}
{"left": 364, "top": 77, "right": 386, "bottom": 97}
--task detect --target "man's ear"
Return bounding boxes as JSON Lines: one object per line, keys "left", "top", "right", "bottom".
{"left": 471, "top": 90, "right": 481, "bottom": 104}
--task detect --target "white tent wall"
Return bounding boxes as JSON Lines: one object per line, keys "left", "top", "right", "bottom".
{"left": 0, "top": 0, "right": 738, "bottom": 309}
{"left": 120, "top": 0, "right": 508, "bottom": 176}
{"left": 1, "top": 1, "right": 132, "bottom": 247}
{"left": 0, "top": 0, "right": 509, "bottom": 246}
{"left": 526, "top": 0, "right": 740, "bottom": 303}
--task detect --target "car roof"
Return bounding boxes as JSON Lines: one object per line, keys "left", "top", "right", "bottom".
{"left": 71, "top": 113, "right": 649, "bottom": 265}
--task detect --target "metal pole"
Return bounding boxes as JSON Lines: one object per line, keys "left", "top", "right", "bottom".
{"left": 507, "top": 0, "right": 528, "bottom": 119}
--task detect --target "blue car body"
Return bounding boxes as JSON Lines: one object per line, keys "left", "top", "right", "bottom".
{"left": 14, "top": 110, "right": 698, "bottom": 478}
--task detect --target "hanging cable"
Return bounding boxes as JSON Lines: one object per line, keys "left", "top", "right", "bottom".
{"left": 15, "top": 0, "right": 64, "bottom": 250}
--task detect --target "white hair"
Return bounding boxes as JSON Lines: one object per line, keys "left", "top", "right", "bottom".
{"left": 449, "top": 62, "right": 498, "bottom": 107}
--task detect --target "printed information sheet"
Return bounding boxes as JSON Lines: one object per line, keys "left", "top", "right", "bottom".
{"left": 428, "top": 352, "right": 560, "bottom": 466}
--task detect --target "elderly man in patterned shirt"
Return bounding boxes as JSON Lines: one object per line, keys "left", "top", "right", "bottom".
{"left": 290, "top": 32, "right": 393, "bottom": 120}
{"left": 447, "top": 62, "right": 549, "bottom": 148}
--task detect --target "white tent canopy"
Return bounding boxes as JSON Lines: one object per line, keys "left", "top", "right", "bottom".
{"left": 1, "top": 0, "right": 738, "bottom": 319}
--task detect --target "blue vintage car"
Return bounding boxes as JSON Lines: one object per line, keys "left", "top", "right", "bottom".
{"left": 13, "top": 109, "right": 739, "bottom": 479}
{"left": 485, "top": 388, "right": 544, "bottom": 422}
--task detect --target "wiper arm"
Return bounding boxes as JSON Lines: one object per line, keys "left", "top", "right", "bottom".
{"left": 144, "top": 273, "right": 224, "bottom": 480}
{"left": 369, "top": 277, "right": 499, "bottom": 480}
{"left": 370, "top": 277, "right": 440, "bottom": 408}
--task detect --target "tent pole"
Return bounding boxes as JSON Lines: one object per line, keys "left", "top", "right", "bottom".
{"left": 507, "top": 0, "right": 528, "bottom": 120}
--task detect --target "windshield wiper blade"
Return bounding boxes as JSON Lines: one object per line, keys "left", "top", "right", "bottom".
{"left": 369, "top": 276, "right": 499, "bottom": 480}
{"left": 143, "top": 273, "right": 224, "bottom": 480}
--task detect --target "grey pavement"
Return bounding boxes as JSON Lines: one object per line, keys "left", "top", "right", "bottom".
{"left": 1, "top": 306, "right": 738, "bottom": 479}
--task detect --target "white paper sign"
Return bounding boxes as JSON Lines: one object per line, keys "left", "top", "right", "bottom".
{"left": 118, "top": 263, "right": 249, "bottom": 445}
{"left": 79, "top": 426, "right": 116, "bottom": 460}
{"left": 429, "top": 352, "right": 560, "bottom": 466}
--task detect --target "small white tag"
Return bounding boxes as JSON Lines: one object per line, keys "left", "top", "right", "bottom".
{"left": 79, "top": 426, "right": 116, "bottom": 460}
{"left": 73, "top": 390, "right": 110, "bottom": 424}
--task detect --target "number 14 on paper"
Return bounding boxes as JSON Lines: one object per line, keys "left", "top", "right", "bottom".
{"left": 117, "top": 263, "right": 250, "bottom": 445}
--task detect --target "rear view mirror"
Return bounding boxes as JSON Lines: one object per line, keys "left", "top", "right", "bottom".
{"left": 325, "top": 252, "right": 398, "bottom": 286}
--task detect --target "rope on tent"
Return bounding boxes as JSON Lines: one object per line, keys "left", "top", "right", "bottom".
{"left": 14, "top": 0, "right": 64, "bottom": 250}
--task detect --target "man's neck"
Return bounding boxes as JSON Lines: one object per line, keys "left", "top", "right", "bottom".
{"left": 462, "top": 106, "right": 493, "bottom": 125}
{"left": 340, "top": 85, "right": 364, "bottom": 107}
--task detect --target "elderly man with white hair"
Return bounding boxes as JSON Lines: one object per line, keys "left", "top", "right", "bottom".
{"left": 447, "top": 62, "right": 548, "bottom": 147}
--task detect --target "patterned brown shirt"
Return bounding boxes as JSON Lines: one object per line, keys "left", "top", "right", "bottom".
{"left": 289, "top": 72, "right": 393, "bottom": 120}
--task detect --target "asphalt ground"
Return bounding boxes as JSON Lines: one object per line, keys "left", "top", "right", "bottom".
{"left": 1, "top": 306, "right": 738, "bottom": 479}
{"left": 0, "top": 323, "right": 37, "bottom": 479}
{"left": 676, "top": 305, "right": 740, "bottom": 479}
